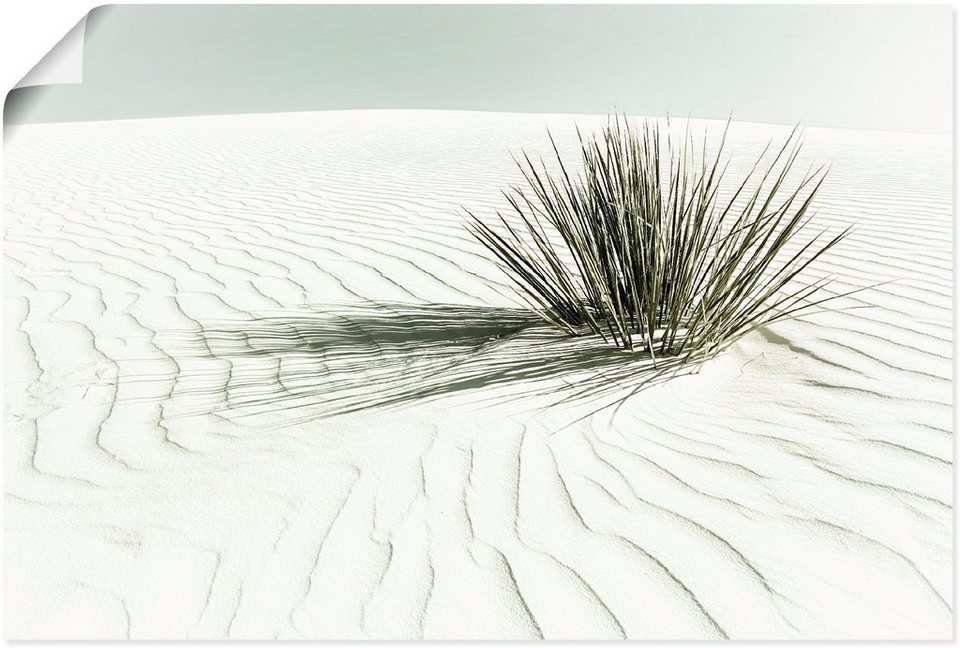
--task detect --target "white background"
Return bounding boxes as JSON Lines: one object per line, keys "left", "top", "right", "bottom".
{"left": 1, "top": 0, "right": 957, "bottom": 646}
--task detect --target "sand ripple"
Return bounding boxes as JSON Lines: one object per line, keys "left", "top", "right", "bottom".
{"left": 4, "top": 111, "right": 951, "bottom": 638}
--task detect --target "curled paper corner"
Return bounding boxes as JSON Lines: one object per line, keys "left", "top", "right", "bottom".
{"left": 4, "top": 9, "right": 101, "bottom": 131}
{"left": 14, "top": 14, "right": 88, "bottom": 89}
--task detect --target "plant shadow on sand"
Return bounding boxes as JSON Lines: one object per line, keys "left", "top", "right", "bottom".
{"left": 160, "top": 302, "right": 702, "bottom": 427}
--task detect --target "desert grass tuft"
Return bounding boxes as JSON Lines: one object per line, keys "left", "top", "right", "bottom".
{"left": 465, "top": 116, "right": 853, "bottom": 365}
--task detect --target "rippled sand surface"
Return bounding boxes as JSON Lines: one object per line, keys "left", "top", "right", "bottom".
{"left": 4, "top": 111, "right": 952, "bottom": 638}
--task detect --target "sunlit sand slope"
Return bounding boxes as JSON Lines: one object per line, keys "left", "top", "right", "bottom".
{"left": 4, "top": 111, "right": 952, "bottom": 638}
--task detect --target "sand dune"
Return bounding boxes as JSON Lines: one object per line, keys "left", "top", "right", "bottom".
{"left": 3, "top": 110, "right": 952, "bottom": 638}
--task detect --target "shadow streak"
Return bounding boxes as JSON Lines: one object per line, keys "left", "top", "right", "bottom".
{"left": 156, "top": 302, "right": 696, "bottom": 426}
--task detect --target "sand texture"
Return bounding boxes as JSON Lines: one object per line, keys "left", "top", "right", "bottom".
{"left": 3, "top": 111, "right": 952, "bottom": 639}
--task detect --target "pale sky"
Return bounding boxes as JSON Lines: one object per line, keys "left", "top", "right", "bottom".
{"left": 5, "top": 4, "right": 952, "bottom": 133}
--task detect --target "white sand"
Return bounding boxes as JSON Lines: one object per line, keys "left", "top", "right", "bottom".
{"left": 3, "top": 110, "right": 952, "bottom": 639}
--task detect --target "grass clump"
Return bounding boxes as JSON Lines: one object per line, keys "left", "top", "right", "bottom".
{"left": 466, "top": 116, "right": 852, "bottom": 364}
